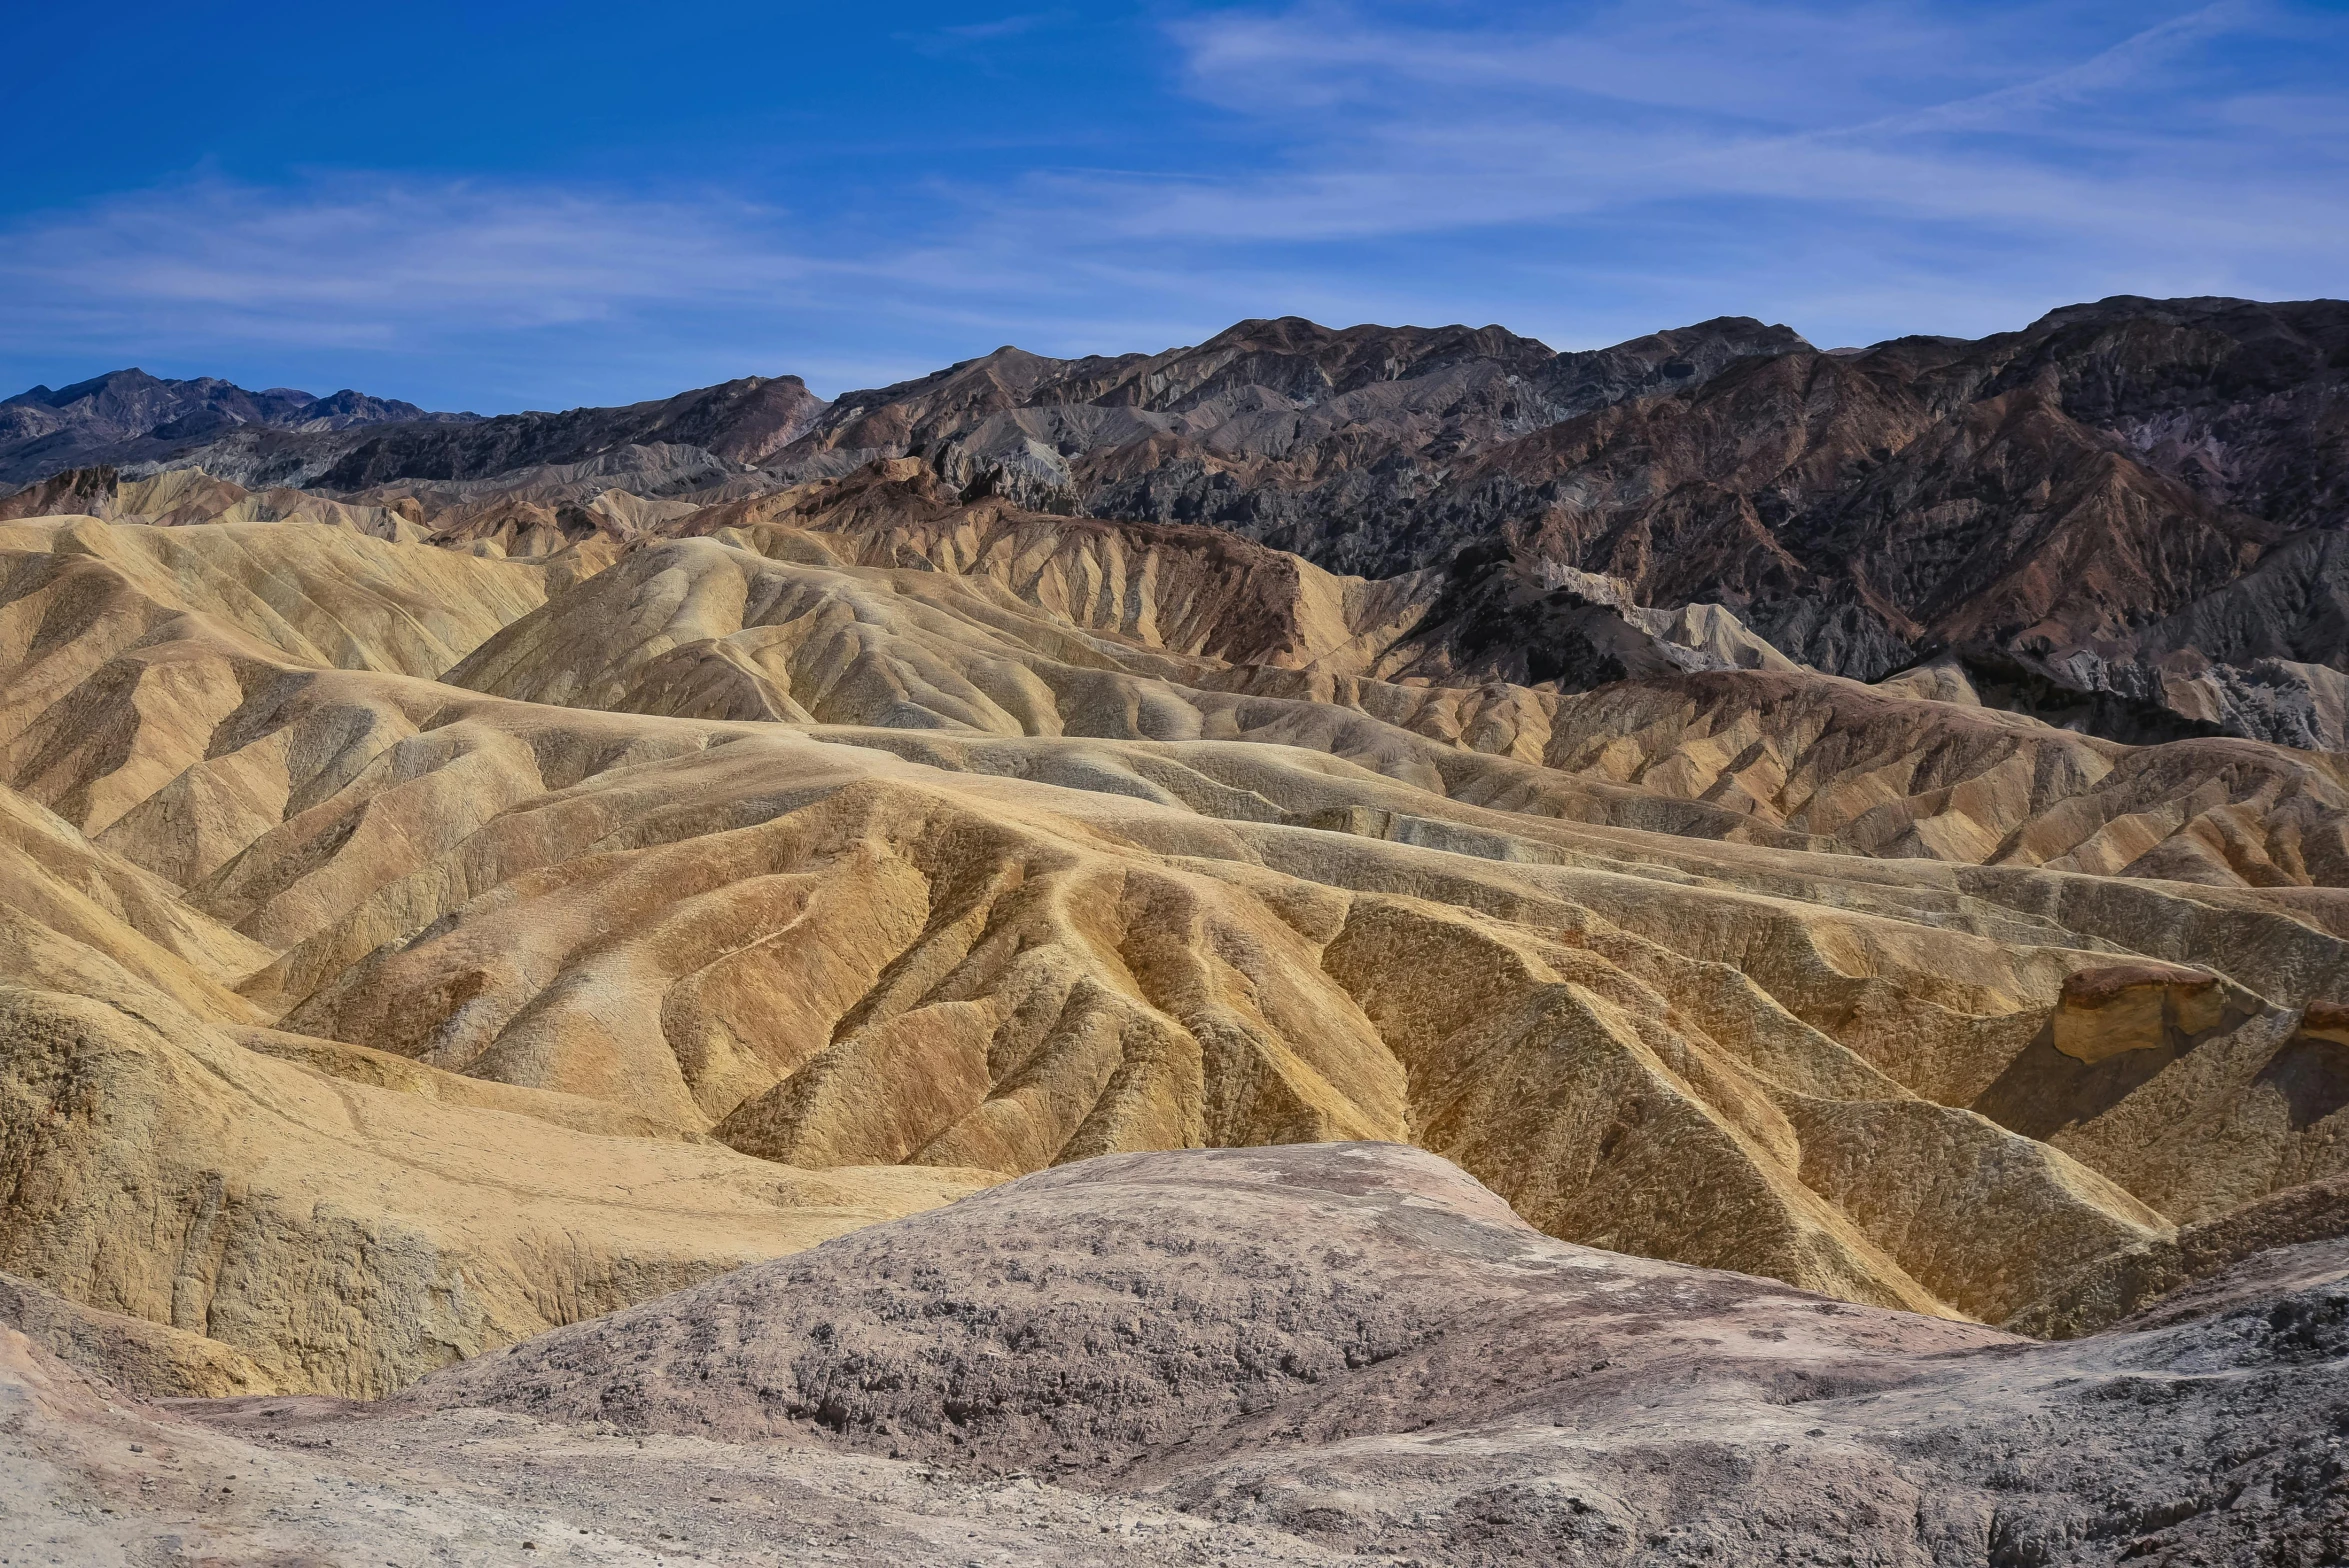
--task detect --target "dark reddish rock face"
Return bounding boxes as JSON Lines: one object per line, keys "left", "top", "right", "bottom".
{"left": 2047, "top": 964, "right": 2226, "bottom": 1063}
{"left": 751, "top": 296, "right": 2349, "bottom": 748}
{"left": 2058, "top": 963, "right": 2217, "bottom": 1008}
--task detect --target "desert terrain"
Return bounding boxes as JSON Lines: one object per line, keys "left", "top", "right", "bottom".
{"left": 2, "top": 295, "right": 2345, "bottom": 1562}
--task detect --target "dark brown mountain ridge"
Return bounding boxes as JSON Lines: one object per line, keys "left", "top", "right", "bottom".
{"left": 7, "top": 294, "right": 2344, "bottom": 749}
{"left": 765, "top": 297, "right": 2347, "bottom": 748}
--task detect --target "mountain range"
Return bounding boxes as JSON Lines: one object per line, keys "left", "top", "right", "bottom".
{"left": 3, "top": 295, "right": 2347, "bottom": 1562}
{"left": 10, "top": 293, "right": 2345, "bottom": 752}
{"left": 0, "top": 366, "right": 477, "bottom": 477}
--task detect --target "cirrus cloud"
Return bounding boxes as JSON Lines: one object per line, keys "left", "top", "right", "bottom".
{"left": 1, "top": 1, "right": 2342, "bottom": 408}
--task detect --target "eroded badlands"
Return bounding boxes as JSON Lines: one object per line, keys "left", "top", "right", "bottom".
{"left": 3, "top": 303, "right": 2347, "bottom": 1562}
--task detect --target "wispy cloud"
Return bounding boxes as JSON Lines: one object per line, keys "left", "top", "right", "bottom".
{"left": 1107, "top": 0, "right": 2345, "bottom": 251}
{"left": 0, "top": 179, "right": 812, "bottom": 349}
{"left": 1849, "top": 0, "right": 2258, "bottom": 135}
{"left": 943, "top": 11, "right": 1068, "bottom": 42}
{"left": 1021, "top": 0, "right": 2349, "bottom": 341}
{"left": 0, "top": 173, "right": 1261, "bottom": 403}
{"left": 1, "top": 2, "right": 2342, "bottom": 408}
{"left": 899, "top": 9, "right": 1076, "bottom": 58}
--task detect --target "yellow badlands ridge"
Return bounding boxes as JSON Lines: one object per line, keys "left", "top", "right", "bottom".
{"left": 0, "top": 482, "right": 2344, "bottom": 1396}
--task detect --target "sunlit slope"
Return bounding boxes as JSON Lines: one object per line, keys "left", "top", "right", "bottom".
{"left": 0, "top": 513, "right": 2344, "bottom": 1393}
{"left": 454, "top": 495, "right": 2349, "bottom": 890}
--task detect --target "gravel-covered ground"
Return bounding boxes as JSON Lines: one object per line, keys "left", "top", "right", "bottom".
{"left": 6, "top": 1143, "right": 2345, "bottom": 1566}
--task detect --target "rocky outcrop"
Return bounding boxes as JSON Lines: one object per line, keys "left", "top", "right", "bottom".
{"left": 9, "top": 1148, "right": 2345, "bottom": 1563}
{"left": 2050, "top": 963, "right": 2227, "bottom": 1063}
{"left": 0, "top": 1270, "right": 284, "bottom": 1398}
{"left": 2302, "top": 998, "right": 2349, "bottom": 1045}
{"left": 0, "top": 371, "right": 826, "bottom": 495}
{"left": 313, "top": 375, "right": 828, "bottom": 488}
{"left": 5, "top": 1144, "right": 2343, "bottom": 1566}
{"left": 771, "top": 300, "right": 2349, "bottom": 748}
{"left": 2007, "top": 1172, "right": 2349, "bottom": 1338}
{"left": 757, "top": 299, "right": 2349, "bottom": 749}
{"left": 777, "top": 315, "right": 1812, "bottom": 565}
{"left": 408, "top": 1144, "right": 2015, "bottom": 1460}
{"left": 0, "top": 975, "right": 992, "bottom": 1398}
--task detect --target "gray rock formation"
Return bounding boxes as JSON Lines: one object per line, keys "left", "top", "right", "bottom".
{"left": 775, "top": 315, "right": 1812, "bottom": 573}
{"left": 126, "top": 1142, "right": 2345, "bottom": 1565}
{"left": 375, "top": 1144, "right": 2342, "bottom": 1563}
{"left": 16, "top": 1142, "right": 2347, "bottom": 1563}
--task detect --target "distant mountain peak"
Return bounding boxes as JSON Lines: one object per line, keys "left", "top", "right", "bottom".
{"left": 0, "top": 369, "right": 478, "bottom": 482}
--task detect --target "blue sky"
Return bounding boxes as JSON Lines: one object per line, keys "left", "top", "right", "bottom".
{"left": 3, "top": 1, "right": 2343, "bottom": 412}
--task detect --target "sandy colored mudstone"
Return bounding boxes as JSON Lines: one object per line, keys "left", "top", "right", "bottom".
{"left": 0, "top": 980, "right": 996, "bottom": 1397}
{"left": 0, "top": 504, "right": 2346, "bottom": 1402}
{"left": 0, "top": 1270, "right": 284, "bottom": 1398}
{"left": 2051, "top": 962, "right": 2225, "bottom": 1062}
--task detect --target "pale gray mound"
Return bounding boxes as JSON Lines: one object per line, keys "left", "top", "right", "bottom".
{"left": 393, "top": 1142, "right": 2349, "bottom": 1565}
{"left": 402, "top": 1142, "right": 2002, "bottom": 1470}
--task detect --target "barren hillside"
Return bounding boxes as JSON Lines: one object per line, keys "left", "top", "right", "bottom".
{"left": 3, "top": 299, "right": 2347, "bottom": 1561}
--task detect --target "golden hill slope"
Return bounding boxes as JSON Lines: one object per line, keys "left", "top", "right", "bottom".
{"left": 450, "top": 482, "right": 2349, "bottom": 891}
{"left": 0, "top": 506, "right": 2344, "bottom": 1396}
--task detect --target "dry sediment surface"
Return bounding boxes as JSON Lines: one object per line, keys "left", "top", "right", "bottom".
{"left": 0, "top": 503, "right": 2344, "bottom": 1398}
{"left": 0, "top": 348, "right": 2347, "bottom": 1563}
{"left": 6, "top": 1144, "right": 2344, "bottom": 1565}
